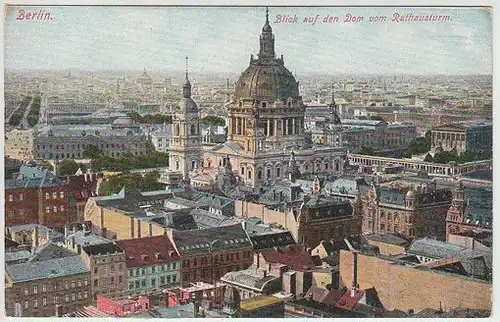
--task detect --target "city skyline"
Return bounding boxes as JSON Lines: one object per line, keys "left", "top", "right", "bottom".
{"left": 5, "top": 6, "right": 492, "bottom": 75}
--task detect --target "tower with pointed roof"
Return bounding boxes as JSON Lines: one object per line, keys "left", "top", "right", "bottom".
{"left": 200, "top": 8, "right": 345, "bottom": 188}
{"left": 169, "top": 56, "right": 201, "bottom": 181}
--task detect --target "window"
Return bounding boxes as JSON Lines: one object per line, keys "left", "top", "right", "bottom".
{"left": 151, "top": 278, "right": 156, "bottom": 286}
{"left": 129, "top": 282, "right": 134, "bottom": 290}
{"left": 53, "top": 296, "right": 59, "bottom": 304}
{"left": 172, "top": 262, "right": 176, "bottom": 270}
{"left": 94, "top": 279, "right": 98, "bottom": 287}
{"left": 172, "top": 275, "right": 177, "bottom": 283}
{"left": 42, "top": 297, "right": 47, "bottom": 306}
{"left": 65, "top": 281, "right": 69, "bottom": 289}
{"left": 59, "top": 191, "right": 64, "bottom": 199}
{"left": 84, "top": 291, "right": 88, "bottom": 299}
{"left": 19, "top": 193, "right": 24, "bottom": 201}
{"left": 111, "top": 276, "right": 115, "bottom": 284}
{"left": 24, "top": 287, "right": 29, "bottom": 295}
{"left": 152, "top": 266, "right": 156, "bottom": 273}
{"left": 24, "top": 301, "right": 29, "bottom": 309}
{"left": 141, "top": 279, "right": 146, "bottom": 287}
{"left": 53, "top": 206, "right": 57, "bottom": 213}
{"left": 166, "top": 275, "right": 171, "bottom": 284}
{"left": 111, "top": 264, "right": 115, "bottom": 272}
{"left": 141, "top": 268, "right": 146, "bottom": 275}
{"left": 60, "top": 205, "right": 65, "bottom": 212}
{"left": 42, "top": 284, "right": 47, "bottom": 292}
{"left": 78, "top": 292, "right": 82, "bottom": 300}
{"left": 53, "top": 192, "right": 57, "bottom": 199}
{"left": 94, "top": 267, "right": 98, "bottom": 274}
{"left": 65, "top": 295, "right": 69, "bottom": 302}
{"left": 71, "top": 293, "right": 76, "bottom": 301}
{"left": 8, "top": 194, "right": 13, "bottom": 202}
{"left": 84, "top": 279, "right": 88, "bottom": 286}
{"left": 77, "top": 280, "right": 82, "bottom": 287}
{"left": 135, "top": 281, "right": 140, "bottom": 289}
{"left": 276, "top": 168, "right": 281, "bottom": 178}
{"left": 33, "top": 285, "right": 38, "bottom": 294}
{"left": 160, "top": 276, "right": 165, "bottom": 284}
{"left": 71, "top": 281, "right": 75, "bottom": 288}
{"left": 119, "top": 275, "right": 123, "bottom": 283}
{"left": 45, "top": 206, "right": 50, "bottom": 214}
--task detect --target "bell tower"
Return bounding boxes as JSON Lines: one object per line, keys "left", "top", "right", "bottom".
{"left": 169, "top": 56, "right": 201, "bottom": 181}
{"left": 259, "top": 7, "right": 275, "bottom": 59}
{"left": 445, "top": 179, "right": 467, "bottom": 241}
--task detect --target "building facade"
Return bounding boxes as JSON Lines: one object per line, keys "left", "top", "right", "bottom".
{"left": 5, "top": 256, "right": 92, "bottom": 317}
{"left": 80, "top": 243, "right": 127, "bottom": 302}
{"left": 33, "top": 119, "right": 148, "bottom": 160}
{"left": 361, "top": 178, "right": 453, "bottom": 240}
{"left": 200, "top": 9, "right": 345, "bottom": 188}
{"left": 169, "top": 224, "right": 254, "bottom": 285}
{"left": 5, "top": 165, "right": 74, "bottom": 228}
{"left": 116, "top": 236, "right": 181, "bottom": 296}
{"left": 431, "top": 121, "right": 492, "bottom": 154}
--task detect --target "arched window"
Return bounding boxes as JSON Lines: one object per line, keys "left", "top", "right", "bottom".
{"left": 262, "top": 102, "right": 267, "bottom": 108}
{"left": 276, "top": 168, "right": 281, "bottom": 178}
{"left": 267, "top": 169, "right": 271, "bottom": 178}
{"left": 258, "top": 170, "right": 263, "bottom": 180}
{"left": 175, "top": 124, "right": 180, "bottom": 136}
{"left": 380, "top": 211, "right": 385, "bottom": 219}
{"left": 248, "top": 170, "right": 252, "bottom": 179}
{"left": 288, "top": 101, "right": 292, "bottom": 107}
{"left": 190, "top": 124, "right": 196, "bottom": 135}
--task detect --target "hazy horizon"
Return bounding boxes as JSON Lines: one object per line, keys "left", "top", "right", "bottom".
{"left": 5, "top": 6, "right": 492, "bottom": 75}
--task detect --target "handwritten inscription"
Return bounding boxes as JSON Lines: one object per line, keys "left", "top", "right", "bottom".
{"left": 274, "top": 13, "right": 452, "bottom": 25}
{"left": 16, "top": 9, "right": 54, "bottom": 21}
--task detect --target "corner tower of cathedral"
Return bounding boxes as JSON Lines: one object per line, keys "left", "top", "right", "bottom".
{"left": 228, "top": 8, "right": 306, "bottom": 153}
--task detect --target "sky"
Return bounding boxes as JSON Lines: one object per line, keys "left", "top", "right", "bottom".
{"left": 4, "top": 6, "right": 493, "bottom": 75}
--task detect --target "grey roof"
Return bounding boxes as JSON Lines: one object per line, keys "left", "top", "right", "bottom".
{"left": 221, "top": 268, "right": 280, "bottom": 292}
{"left": 82, "top": 242, "right": 124, "bottom": 256}
{"left": 6, "top": 255, "right": 88, "bottom": 283}
{"left": 5, "top": 250, "right": 32, "bottom": 264}
{"left": 407, "top": 238, "right": 466, "bottom": 259}
{"left": 130, "top": 303, "right": 195, "bottom": 319}
{"left": 66, "top": 230, "right": 113, "bottom": 247}
{"left": 366, "top": 234, "right": 409, "bottom": 246}
{"left": 172, "top": 224, "right": 252, "bottom": 256}
{"left": 6, "top": 165, "right": 67, "bottom": 190}
{"left": 190, "top": 208, "right": 241, "bottom": 229}
{"left": 378, "top": 188, "right": 406, "bottom": 205}
{"left": 7, "top": 224, "right": 64, "bottom": 241}
{"left": 28, "top": 243, "right": 77, "bottom": 262}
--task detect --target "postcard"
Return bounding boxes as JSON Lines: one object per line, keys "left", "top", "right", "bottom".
{"left": 3, "top": 4, "right": 493, "bottom": 319}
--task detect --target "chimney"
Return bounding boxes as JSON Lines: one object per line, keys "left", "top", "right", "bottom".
{"left": 55, "top": 304, "right": 63, "bottom": 317}
{"left": 352, "top": 251, "right": 358, "bottom": 288}
{"left": 193, "top": 301, "right": 200, "bottom": 317}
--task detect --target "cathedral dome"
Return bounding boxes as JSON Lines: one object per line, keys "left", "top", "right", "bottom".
{"left": 234, "top": 60, "right": 299, "bottom": 100}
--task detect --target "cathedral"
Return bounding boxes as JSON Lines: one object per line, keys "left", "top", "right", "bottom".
{"left": 172, "top": 8, "right": 344, "bottom": 188}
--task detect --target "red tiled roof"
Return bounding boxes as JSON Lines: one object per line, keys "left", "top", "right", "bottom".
{"left": 260, "top": 244, "right": 315, "bottom": 271}
{"left": 321, "top": 289, "right": 344, "bottom": 306}
{"left": 116, "top": 235, "right": 180, "bottom": 267}
{"left": 335, "top": 289, "right": 365, "bottom": 311}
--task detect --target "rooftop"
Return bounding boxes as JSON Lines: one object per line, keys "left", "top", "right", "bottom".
{"left": 116, "top": 236, "right": 180, "bottom": 267}
{"left": 239, "top": 295, "right": 281, "bottom": 311}
{"left": 82, "top": 242, "right": 124, "bottom": 256}
{"left": 6, "top": 255, "right": 88, "bottom": 283}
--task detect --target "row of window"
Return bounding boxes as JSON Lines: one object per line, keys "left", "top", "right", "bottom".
{"left": 44, "top": 191, "right": 65, "bottom": 200}
{"left": 128, "top": 275, "right": 177, "bottom": 290}
{"left": 45, "top": 205, "right": 65, "bottom": 213}
{"left": 93, "top": 275, "right": 124, "bottom": 287}
{"left": 7, "top": 193, "right": 24, "bottom": 202}
{"left": 37, "top": 143, "right": 145, "bottom": 150}
{"left": 93, "top": 263, "right": 124, "bottom": 274}
{"left": 128, "top": 263, "right": 178, "bottom": 277}
{"left": 182, "top": 251, "right": 251, "bottom": 268}
{"left": 22, "top": 292, "right": 89, "bottom": 309}
{"left": 24, "top": 279, "right": 89, "bottom": 295}
{"left": 7, "top": 209, "right": 26, "bottom": 218}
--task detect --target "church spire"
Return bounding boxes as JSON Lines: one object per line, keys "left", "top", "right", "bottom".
{"left": 182, "top": 56, "right": 192, "bottom": 98}
{"left": 259, "top": 7, "right": 275, "bottom": 59}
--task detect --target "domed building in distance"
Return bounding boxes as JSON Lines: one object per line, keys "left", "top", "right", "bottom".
{"left": 198, "top": 8, "right": 345, "bottom": 188}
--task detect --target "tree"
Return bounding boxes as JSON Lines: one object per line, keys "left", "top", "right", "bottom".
{"left": 58, "top": 159, "right": 79, "bottom": 176}
{"left": 358, "top": 146, "right": 375, "bottom": 156}
{"left": 98, "top": 172, "right": 164, "bottom": 196}
{"left": 424, "top": 153, "right": 434, "bottom": 162}
{"left": 83, "top": 145, "right": 104, "bottom": 159}
{"left": 200, "top": 115, "right": 226, "bottom": 127}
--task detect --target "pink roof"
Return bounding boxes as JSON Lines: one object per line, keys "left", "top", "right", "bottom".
{"left": 261, "top": 244, "right": 315, "bottom": 271}
{"left": 116, "top": 235, "right": 180, "bottom": 267}
{"left": 335, "top": 289, "right": 365, "bottom": 311}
